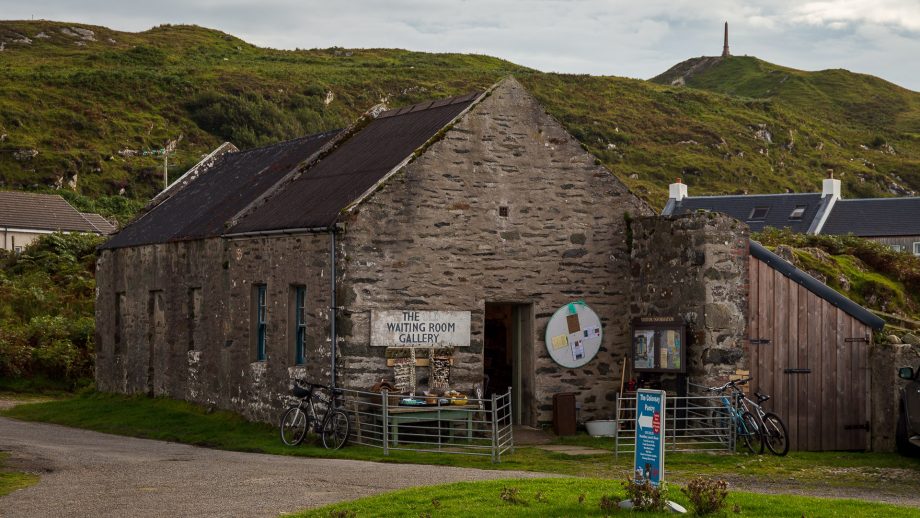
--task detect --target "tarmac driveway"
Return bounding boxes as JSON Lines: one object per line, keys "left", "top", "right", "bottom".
{"left": 0, "top": 417, "right": 552, "bottom": 517}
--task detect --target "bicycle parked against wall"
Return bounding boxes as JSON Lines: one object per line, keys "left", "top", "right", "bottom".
{"left": 279, "top": 379, "right": 350, "bottom": 450}
{"left": 736, "top": 382, "right": 789, "bottom": 456}
{"left": 707, "top": 378, "right": 764, "bottom": 454}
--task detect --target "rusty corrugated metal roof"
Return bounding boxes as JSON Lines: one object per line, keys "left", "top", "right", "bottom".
{"left": 229, "top": 92, "right": 479, "bottom": 233}
{"left": 103, "top": 91, "right": 480, "bottom": 249}
{"left": 101, "top": 131, "right": 338, "bottom": 249}
{"left": 0, "top": 191, "right": 98, "bottom": 233}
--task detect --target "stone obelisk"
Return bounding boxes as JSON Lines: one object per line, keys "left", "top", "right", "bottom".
{"left": 722, "top": 22, "right": 730, "bottom": 57}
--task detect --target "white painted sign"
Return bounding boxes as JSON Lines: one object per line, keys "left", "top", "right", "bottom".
{"left": 371, "top": 310, "right": 471, "bottom": 347}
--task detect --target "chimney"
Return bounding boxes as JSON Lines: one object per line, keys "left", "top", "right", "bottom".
{"left": 669, "top": 178, "right": 689, "bottom": 202}
{"left": 722, "top": 22, "right": 730, "bottom": 57}
{"left": 822, "top": 170, "right": 841, "bottom": 199}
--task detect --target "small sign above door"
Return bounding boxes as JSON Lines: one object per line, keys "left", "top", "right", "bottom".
{"left": 371, "top": 310, "right": 471, "bottom": 347}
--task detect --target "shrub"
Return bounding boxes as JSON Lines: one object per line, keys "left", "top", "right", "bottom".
{"left": 681, "top": 477, "right": 729, "bottom": 516}
{"left": 599, "top": 494, "right": 619, "bottom": 516}
{"left": 499, "top": 486, "right": 526, "bottom": 506}
{"left": 621, "top": 477, "right": 668, "bottom": 512}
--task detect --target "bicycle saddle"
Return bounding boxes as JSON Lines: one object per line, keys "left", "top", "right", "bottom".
{"left": 755, "top": 392, "right": 770, "bottom": 403}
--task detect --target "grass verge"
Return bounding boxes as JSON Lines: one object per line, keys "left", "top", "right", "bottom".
{"left": 3, "top": 392, "right": 919, "bottom": 499}
{"left": 296, "top": 477, "right": 920, "bottom": 517}
{"left": 0, "top": 453, "right": 39, "bottom": 498}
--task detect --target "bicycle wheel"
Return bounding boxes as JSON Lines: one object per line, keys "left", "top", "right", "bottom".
{"left": 762, "top": 412, "right": 789, "bottom": 456}
{"left": 741, "top": 412, "right": 764, "bottom": 454}
{"left": 321, "top": 410, "right": 350, "bottom": 450}
{"left": 280, "top": 407, "right": 308, "bottom": 446}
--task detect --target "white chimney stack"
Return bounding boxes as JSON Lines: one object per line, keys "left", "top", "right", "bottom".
{"left": 822, "top": 170, "right": 841, "bottom": 199}
{"left": 669, "top": 178, "right": 688, "bottom": 202}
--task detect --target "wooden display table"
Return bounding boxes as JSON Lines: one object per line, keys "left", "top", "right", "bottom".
{"left": 387, "top": 405, "right": 478, "bottom": 446}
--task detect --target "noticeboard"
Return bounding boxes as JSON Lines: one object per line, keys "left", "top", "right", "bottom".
{"left": 631, "top": 317, "right": 686, "bottom": 374}
{"left": 543, "top": 301, "right": 603, "bottom": 369}
{"left": 634, "top": 388, "right": 666, "bottom": 486}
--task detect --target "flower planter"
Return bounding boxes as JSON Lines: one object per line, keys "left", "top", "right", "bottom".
{"left": 585, "top": 419, "right": 617, "bottom": 437}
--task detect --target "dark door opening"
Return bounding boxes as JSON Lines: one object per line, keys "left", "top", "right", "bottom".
{"left": 484, "top": 302, "right": 534, "bottom": 426}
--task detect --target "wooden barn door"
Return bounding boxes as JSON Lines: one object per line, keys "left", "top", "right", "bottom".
{"left": 748, "top": 257, "right": 871, "bottom": 451}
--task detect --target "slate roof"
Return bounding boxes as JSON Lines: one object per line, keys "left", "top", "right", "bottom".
{"left": 821, "top": 198, "right": 920, "bottom": 237}
{"left": 231, "top": 92, "right": 479, "bottom": 233}
{"left": 103, "top": 92, "right": 481, "bottom": 249}
{"left": 750, "top": 240, "right": 885, "bottom": 330}
{"left": 664, "top": 193, "right": 826, "bottom": 233}
{"left": 0, "top": 191, "right": 98, "bottom": 233}
{"left": 101, "top": 131, "right": 339, "bottom": 249}
{"left": 80, "top": 213, "right": 118, "bottom": 235}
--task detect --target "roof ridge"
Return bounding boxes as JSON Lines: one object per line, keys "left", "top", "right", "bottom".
{"left": 376, "top": 92, "right": 481, "bottom": 119}
{"left": 232, "top": 130, "right": 341, "bottom": 156}
{"left": 681, "top": 192, "right": 820, "bottom": 200}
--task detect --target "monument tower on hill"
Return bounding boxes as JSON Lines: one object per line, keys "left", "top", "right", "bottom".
{"left": 722, "top": 22, "right": 730, "bottom": 57}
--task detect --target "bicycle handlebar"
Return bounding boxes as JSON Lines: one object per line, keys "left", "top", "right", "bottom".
{"left": 706, "top": 377, "right": 752, "bottom": 393}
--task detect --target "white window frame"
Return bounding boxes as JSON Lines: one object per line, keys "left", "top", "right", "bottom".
{"left": 913, "top": 242, "right": 920, "bottom": 256}
{"left": 890, "top": 244, "right": 906, "bottom": 253}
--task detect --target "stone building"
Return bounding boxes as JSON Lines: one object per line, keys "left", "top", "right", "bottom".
{"left": 96, "top": 78, "right": 882, "bottom": 444}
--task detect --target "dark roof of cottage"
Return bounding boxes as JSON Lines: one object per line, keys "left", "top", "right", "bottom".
{"left": 749, "top": 240, "right": 885, "bottom": 330}
{"left": 231, "top": 92, "right": 480, "bottom": 233}
{"left": 101, "top": 131, "right": 339, "bottom": 249}
{"left": 80, "top": 213, "right": 118, "bottom": 235}
{"left": 664, "top": 193, "right": 825, "bottom": 232}
{"left": 0, "top": 191, "right": 98, "bottom": 233}
{"left": 821, "top": 198, "right": 920, "bottom": 237}
{"left": 102, "top": 92, "right": 481, "bottom": 249}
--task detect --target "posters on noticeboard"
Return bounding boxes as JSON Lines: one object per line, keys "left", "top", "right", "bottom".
{"left": 631, "top": 317, "right": 686, "bottom": 374}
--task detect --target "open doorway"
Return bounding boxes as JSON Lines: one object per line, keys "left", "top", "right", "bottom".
{"left": 484, "top": 302, "right": 534, "bottom": 426}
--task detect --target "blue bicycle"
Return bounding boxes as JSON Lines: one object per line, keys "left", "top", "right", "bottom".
{"left": 708, "top": 378, "right": 764, "bottom": 454}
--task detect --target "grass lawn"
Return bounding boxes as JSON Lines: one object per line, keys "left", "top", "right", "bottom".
{"left": 296, "top": 477, "right": 920, "bottom": 517}
{"left": 0, "top": 453, "right": 39, "bottom": 498}
{"left": 3, "top": 392, "right": 919, "bottom": 501}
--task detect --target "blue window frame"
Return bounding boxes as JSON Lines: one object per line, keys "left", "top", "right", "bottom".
{"left": 256, "top": 284, "right": 267, "bottom": 361}
{"left": 294, "top": 286, "right": 306, "bottom": 365}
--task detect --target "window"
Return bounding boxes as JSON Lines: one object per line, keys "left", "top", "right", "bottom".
{"left": 253, "top": 284, "right": 267, "bottom": 362}
{"left": 748, "top": 207, "right": 769, "bottom": 220}
{"left": 13, "top": 246, "right": 22, "bottom": 254}
{"left": 292, "top": 286, "right": 307, "bottom": 365}
{"left": 187, "top": 287, "right": 202, "bottom": 351}
{"left": 789, "top": 206, "right": 807, "bottom": 220}
{"left": 914, "top": 242, "right": 920, "bottom": 256}
{"left": 891, "top": 244, "right": 906, "bottom": 253}
{"left": 114, "top": 291, "right": 126, "bottom": 355}
{"left": 499, "top": 206, "right": 509, "bottom": 217}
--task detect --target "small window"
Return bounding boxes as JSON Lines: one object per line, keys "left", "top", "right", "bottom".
{"left": 749, "top": 207, "right": 769, "bottom": 220}
{"left": 891, "top": 244, "right": 906, "bottom": 253}
{"left": 13, "top": 246, "right": 22, "bottom": 254}
{"left": 187, "top": 287, "right": 202, "bottom": 351}
{"left": 114, "top": 291, "right": 126, "bottom": 355}
{"left": 253, "top": 284, "right": 267, "bottom": 362}
{"left": 293, "top": 286, "right": 306, "bottom": 365}
{"left": 914, "top": 242, "right": 920, "bottom": 256}
{"left": 499, "top": 206, "right": 509, "bottom": 217}
{"left": 789, "top": 206, "right": 807, "bottom": 220}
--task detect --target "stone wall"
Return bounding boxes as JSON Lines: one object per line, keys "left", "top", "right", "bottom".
{"left": 337, "top": 77, "right": 653, "bottom": 424}
{"left": 869, "top": 340, "right": 920, "bottom": 452}
{"left": 95, "top": 233, "right": 333, "bottom": 421}
{"left": 630, "top": 213, "right": 750, "bottom": 389}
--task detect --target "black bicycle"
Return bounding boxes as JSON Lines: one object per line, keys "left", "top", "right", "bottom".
{"left": 279, "top": 379, "right": 349, "bottom": 449}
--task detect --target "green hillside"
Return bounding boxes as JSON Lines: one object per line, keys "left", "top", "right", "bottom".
{"left": 2, "top": 21, "right": 919, "bottom": 207}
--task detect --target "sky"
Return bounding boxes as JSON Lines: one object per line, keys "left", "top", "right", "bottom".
{"left": 3, "top": 0, "right": 919, "bottom": 90}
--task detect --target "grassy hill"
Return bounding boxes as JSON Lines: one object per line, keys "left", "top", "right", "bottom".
{"left": 2, "top": 21, "right": 919, "bottom": 207}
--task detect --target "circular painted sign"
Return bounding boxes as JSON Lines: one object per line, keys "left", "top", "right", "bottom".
{"left": 544, "top": 301, "right": 603, "bottom": 368}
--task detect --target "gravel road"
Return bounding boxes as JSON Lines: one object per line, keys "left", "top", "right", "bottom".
{"left": 0, "top": 417, "right": 552, "bottom": 517}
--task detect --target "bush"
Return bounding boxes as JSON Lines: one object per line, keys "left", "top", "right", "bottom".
{"left": 681, "top": 477, "right": 729, "bottom": 515}
{"left": 621, "top": 477, "right": 668, "bottom": 512}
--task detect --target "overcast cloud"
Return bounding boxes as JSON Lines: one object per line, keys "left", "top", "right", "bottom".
{"left": 3, "top": 0, "right": 918, "bottom": 90}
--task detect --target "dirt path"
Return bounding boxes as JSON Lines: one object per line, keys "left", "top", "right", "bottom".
{"left": 0, "top": 418, "right": 555, "bottom": 517}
